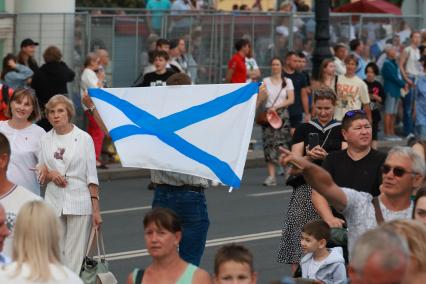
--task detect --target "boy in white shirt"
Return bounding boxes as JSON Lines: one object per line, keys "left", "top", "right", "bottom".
{"left": 300, "top": 220, "right": 346, "bottom": 284}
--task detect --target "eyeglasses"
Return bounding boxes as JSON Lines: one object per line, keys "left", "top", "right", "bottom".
{"left": 344, "top": 109, "right": 366, "bottom": 118}
{"left": 381, "top": 164, "right": 417, "bottom": 177}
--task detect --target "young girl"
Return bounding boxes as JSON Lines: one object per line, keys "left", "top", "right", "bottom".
{"left": 364, "top": 62, "right": 385, "bottom": 149}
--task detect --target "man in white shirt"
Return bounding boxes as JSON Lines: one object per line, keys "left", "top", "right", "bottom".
{"left": 0, "top": 133, "right": 41, "bottom": 257}
{"left": 0, "top": 204, "right": 11, "bottom": 264}
{"left": 279, "top": 146, "right": 424, "bottom": 259}
{"left": 333, "top": 43, "right": 348, "bottom": 76}
{"left": 399, "top": 31, "right": 421, "bottom": 137}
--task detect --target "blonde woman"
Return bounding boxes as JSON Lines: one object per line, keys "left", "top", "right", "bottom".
{"left": 382, "top": 220, "right": 426, "bottom": 283}
{"left": 39, "top": 95, "right": 101, "bottom": 274}
{"left": 0, "top": 201, "right": 83, "bottom": 283}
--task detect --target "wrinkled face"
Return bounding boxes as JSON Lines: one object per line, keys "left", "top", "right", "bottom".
{"left": 387, "top": 47, "right": 397, "bottom": 59}
{"left": 11, "top": 95, "right": 34, "bottom": 121}
{"left": 381, "top": 154, "right": 422, "bottom": 199}
{"left": 345, "top": 59, "right": 358, "bottom": 76}
{"left": 271, "top": 59, "right": 283, "bottom": 75}
{"left": 154, "top": 56, "right": 167, "bottom": 71}
{"left": 22, "top": 45, "right": 36, "bottom": 57}
{"left": 314, "top": 98, "right": 335, "bottom": 125}
{"left": 144, "top": 222, "right": 180, "bottom": 258}
{"left": 0, "top": 206, "right": 10, "bottom": 252}
{"left": 47, "top": 103, "right": 70, "bottom": 128}
{"left": 300, "top": 232, "right": 322, "bottom": 254}
{"left": 214, "top": 261, "right": 256, "bottom": 284}
{"left": 342, "top": 119, "right": 372, "bottom": 149}
{"left": 414, "top": 196, "right": 426, "bottom": 225}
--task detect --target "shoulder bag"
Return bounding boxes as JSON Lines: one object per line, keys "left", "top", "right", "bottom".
{"left": 80, "top": 228, "right": 118, "bottom": 284}
{"left": 256, "top": 85, "right": 283, "bottom": 126}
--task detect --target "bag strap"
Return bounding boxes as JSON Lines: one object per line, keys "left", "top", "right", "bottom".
{"left": 334, "top": 75, "right": 338, "bottom": 93}
{"left": 84, "top": 227, "right": 107, "bottom": 260}
{"left": 372, "top": 196, "right": 385, "bottom": 225}
{"left": 133, "top": 268, "right": 145, "bottom": 284}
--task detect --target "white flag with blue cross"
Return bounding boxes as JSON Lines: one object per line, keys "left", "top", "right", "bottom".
{"left": 88, "top": 82, "right": 259, "bottom": 188}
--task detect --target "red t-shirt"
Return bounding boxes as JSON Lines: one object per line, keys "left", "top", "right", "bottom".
{"left": 0, "top": 84, "right": 13, "bottom": 121}
{"left": 228, "top": 53, "right": 247, "bottom": 83}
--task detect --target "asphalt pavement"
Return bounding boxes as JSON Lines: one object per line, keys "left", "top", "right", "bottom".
{"left": 99, "top": 167, "right": 293, "bottom": 284}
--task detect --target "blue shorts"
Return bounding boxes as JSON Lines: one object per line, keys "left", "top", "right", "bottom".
{"left": 385, "top": 94, "right": 399, "bottom": 115}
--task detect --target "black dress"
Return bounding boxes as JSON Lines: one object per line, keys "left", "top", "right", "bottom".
{"left": 277, "top": 119, "right": 343, "bottom": 264}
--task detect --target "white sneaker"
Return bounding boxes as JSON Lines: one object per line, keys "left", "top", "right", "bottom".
{"left": 263, "top": 176, "right": 277, "bottom": 186}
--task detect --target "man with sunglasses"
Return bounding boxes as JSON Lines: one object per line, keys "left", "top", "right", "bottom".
{"left": 279, "top": 145, "right": 424, "bottom": 260}
{"left": 312, "top": 110, "right": 386, "bottom": 228}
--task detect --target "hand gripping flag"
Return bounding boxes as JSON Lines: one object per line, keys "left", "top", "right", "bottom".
{"left": 88, "top": 82, "right": 259, "bottom": 188}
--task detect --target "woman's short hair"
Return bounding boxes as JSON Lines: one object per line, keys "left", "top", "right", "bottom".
{"left": 365, "top": 62, "right": 379, "bottom": 76}
{"left": 45, "top": 95, "right": 75, "bottom": 122}
{"left": 84, "top": 52, "right": 99, "bottom": 68}
{"left": 382, "top": 220, "right": 426, "bottom": 272}
{"left": 313, "top": 86, "right": 337, "bottom": 105}
{"left": 12, "top": 201, "right": 62, "bottom": 281}
{"left": 43, "top": 46, "right": 62, "bottom": 63}
{"left": 6, "top": 88, "right": 41, "bottom": 122}
{"left": 143, "top": 208, "right": 181, "bottom": 233}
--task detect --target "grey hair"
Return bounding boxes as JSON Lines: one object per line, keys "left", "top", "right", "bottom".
{"left": 388, "top": 146, "right": 426, "bottom": 176}
{"left": 350, "top": 227, "right": 410, "bottom": 274}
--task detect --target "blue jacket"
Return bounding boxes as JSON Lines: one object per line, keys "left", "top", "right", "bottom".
{"left": 300, "top": 247, "right": 347, "bottom": 284}
{"left": 381, "top": 58, "right": 405, "bottom": 98}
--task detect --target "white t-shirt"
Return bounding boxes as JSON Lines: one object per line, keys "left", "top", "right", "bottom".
{"left": 403, "top": 46, "right": 421, "bottom": 77}
{"left": 334, "top": 75, "right": 370, "bottom": 121}
{"left": 80, "top": 68, "right": 99, "bottom": 110}
{"left": 263, "top": 77, "right": 294, "bottom": 108}
{"left": 341, "top": 187, "right": 413, "bottom": 259}
{"left": 245, "top": 57, "right": 259, "bottom": 82}
{"left": 0, "top": 262, "right": 83, "bottom": 284}
{"left": 305, "top": 258, "right": 326, "bottom": 279}
{"left": 0, "top": 121, "right": 45, "bottom": 195}
{"left": 0, "top": 185, "right": 41, "bottom": 257}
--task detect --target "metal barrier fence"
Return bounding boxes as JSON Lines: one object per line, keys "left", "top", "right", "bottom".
{"left": 0, "top": 12, "right": 423, "bottom": 89}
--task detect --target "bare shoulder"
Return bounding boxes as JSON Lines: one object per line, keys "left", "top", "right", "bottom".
{"left": 192, "top": 268, "right": 212, "bottom": 284}
{"left": 126, "top": 272, "right": 134, "bottom": 284}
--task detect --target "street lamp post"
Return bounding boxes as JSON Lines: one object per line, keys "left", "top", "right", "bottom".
{"left": 312, "top": 0, "right": 332, "bottom": 80}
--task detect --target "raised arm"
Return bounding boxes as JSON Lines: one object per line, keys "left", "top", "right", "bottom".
{"left": 279, "top": 147, "right": 348, "bottom": 212}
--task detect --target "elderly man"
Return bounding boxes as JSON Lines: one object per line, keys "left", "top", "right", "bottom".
{"left": 348, "top": 227, "right": 410, "bottom": 284}
{"left": 0, "top": 204, "right": 10, "bottom": 264}
{"left": 279, "top": 145, "right": 424, "bottom": 257}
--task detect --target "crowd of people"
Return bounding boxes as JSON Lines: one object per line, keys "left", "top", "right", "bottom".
{"left": 0, "top": 17, "right": 426, "bottom": 284}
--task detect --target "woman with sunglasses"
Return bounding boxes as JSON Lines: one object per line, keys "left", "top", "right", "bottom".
{"left": 277, "top": 87, "right": 345, "bottom": 272}
{"left": 0, "top": 88, "right": 45, "bottom": 195}
{"left": 260, "top": 57, "right": 294, "bottom": 186}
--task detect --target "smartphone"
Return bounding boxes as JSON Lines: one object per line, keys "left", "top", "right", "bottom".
{"left": 308, "top": 133, "right": 319, "bottom": 150}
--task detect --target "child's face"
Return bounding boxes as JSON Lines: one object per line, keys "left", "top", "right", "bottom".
{"left": 214, "top": 260, "right": 256, "bottom": 284}
{"left": 301, "top": 232, "right": 322, "bottom": 254}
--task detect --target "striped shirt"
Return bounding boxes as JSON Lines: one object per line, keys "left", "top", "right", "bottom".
{"left": 151, "top": 170, "right": 209, "bottom": 188}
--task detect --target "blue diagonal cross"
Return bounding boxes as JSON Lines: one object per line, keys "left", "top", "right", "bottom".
{"left": 88, "top": 82, "right": 259, "bottom": 188}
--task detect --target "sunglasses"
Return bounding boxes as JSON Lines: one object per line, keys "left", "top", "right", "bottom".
{"left": 344, "top": 109, "right": 366, "bottom": 118}
{"left": 381, "top": 164, "right": 417, "bottom": 177}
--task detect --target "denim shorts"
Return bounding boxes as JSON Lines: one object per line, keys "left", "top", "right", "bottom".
{"left": 385, "top": 94, "right": 399, "bottom": 114}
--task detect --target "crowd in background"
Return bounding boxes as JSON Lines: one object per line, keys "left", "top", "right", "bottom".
{"left": 1, "top": 7, "right": 426, "bottom": 283}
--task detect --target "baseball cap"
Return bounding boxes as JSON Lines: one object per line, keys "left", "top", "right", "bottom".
{"left": 20, "top": 38, "right": 39, "bottom": 48}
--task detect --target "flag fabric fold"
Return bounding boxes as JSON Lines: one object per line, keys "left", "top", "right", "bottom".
{"left": 88, "top": 82, "right": 259, "bottom": 188}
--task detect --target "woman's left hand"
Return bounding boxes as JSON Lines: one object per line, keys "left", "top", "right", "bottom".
{"left": 92, "top": 210, "right": 102, "bottom": 229}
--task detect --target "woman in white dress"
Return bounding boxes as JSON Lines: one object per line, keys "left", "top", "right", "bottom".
{"left": 38, "top": 95, "right": 101, "bottom": 274}
{"left": 0, "top": 88, "right": 45, "bottom": 195}
{"left": 0, "top": 200, "right": 83, "bottom": 284}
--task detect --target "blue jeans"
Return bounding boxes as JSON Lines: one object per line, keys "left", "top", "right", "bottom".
{"left": 152, "top": 184, "right": 210, "bottom": 266}
{"left": 403, "top": 75, "right": 415, "bottom": 136}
